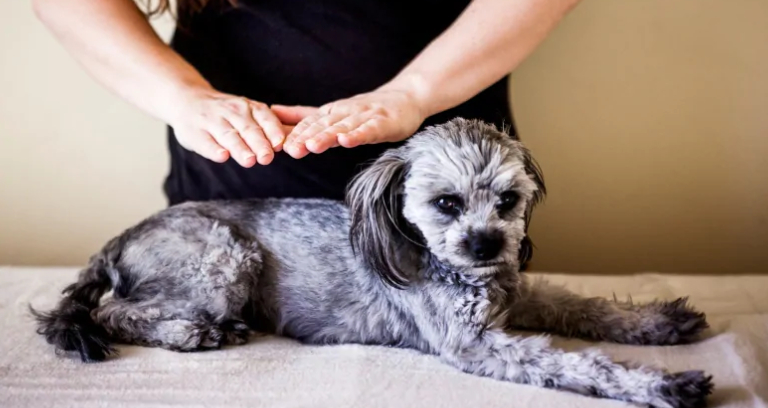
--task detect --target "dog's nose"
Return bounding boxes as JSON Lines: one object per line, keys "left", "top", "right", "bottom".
{"left": 467, "top": 231, "right": 504, "bottom": 261}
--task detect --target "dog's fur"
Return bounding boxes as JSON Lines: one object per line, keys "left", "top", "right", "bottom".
{"left": 32, "top": 119, "right": 712, "bottom": 408}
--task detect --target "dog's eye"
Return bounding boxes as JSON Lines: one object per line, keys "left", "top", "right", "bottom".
{"left": 433, "top": 195, "right": 463, "bottom": 216}
{"left": 497, "top": 191, "right": 520, "bottom": 213}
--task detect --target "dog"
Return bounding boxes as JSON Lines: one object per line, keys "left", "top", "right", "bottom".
{"left": 32, "top": 118, "right": 713, "bottom": 408}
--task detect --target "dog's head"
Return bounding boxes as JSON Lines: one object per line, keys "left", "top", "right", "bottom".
{"left": 346, "top": 118, "right": 545, "bottom": 288}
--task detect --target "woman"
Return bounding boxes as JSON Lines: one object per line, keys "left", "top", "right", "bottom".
{"left": 32, "top": 0, "right": 580, "bottom": 204}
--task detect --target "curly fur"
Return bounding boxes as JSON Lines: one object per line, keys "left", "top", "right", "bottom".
{"left": 31, "top": 118, "right": 713, "bottom": 408}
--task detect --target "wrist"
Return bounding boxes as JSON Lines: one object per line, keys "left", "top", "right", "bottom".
{"left": 378, "top": 71, "right": 440, "bottom": 119}
{"left": 155, "top": 76, "right": 213, "bottom": 125}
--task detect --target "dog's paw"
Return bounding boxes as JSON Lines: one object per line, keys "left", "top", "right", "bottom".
{"left": 221, "top": 320, "right": 251, "bottom": 345}
{"left": 652, "top": 370, "right": 714, "bottom": 408}
{"left": 198, "top": 324, "right": 224, "bottom": 349}
{"left": 160, "top": 320, "right": 223, "bottom": 352}
{"left": 635, "top": 297, "right": 709, "bottom": 345}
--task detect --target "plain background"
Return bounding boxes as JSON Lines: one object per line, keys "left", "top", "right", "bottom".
{"left": 1, "top": 0, "right": 766, "bottom": 273}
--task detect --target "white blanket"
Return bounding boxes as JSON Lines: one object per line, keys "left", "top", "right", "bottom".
{"left": 1, "top": 267, "right": 766, "bottom": 408}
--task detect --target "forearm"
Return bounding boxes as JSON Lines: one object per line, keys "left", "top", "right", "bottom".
{"left": 380, "top": 0, "right": 582, "bottom": 118}
{"left": 32, "top": 0, "right": 209, "bottom": 124}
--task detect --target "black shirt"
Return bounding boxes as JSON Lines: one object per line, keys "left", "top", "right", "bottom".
{"left": 163, "top": 0, "right": 515, "bottom": 205}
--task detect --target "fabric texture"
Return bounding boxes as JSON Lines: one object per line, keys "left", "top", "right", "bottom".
{"left": 1, "top": 267, "right": 766, "bottom": 408}
{"left": 163, "top": 0, "right": 514, "bottom": 205}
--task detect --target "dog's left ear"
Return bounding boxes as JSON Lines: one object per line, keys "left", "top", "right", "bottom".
{"left": 346, "top": 149, "right": 421, "bottom": 289}
{"left": 518, "top": 146, "right": 546, "bottom": 270}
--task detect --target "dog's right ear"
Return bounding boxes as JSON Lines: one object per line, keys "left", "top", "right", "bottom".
{"left": 346, "top": 149, "right": 418, "bottom": 289}
{"left": 518, "top": 144, "right": 547, "bottom": 271}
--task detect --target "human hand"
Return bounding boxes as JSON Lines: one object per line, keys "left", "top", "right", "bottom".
{"left": 272, "top": 89, "right": 428, "bottom": 159}
{"left": 166, "top": 86, "right": 290, "bottom": 167}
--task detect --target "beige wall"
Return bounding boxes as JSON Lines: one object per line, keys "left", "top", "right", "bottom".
{"left": 1, "top": 0, "right": 766, "bottom": 272}
{"left": 0, "top": 1, "right": 173, "bottom": 266}
{"left": 511, "top": 0, "right": 768, "bottom": 273}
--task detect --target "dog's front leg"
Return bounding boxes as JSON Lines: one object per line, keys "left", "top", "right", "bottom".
{"left": 439, "top": 330, "right": 712, "bottom": 408}
{"left": 505, "top": 277, "right": 709, "bottom": 345}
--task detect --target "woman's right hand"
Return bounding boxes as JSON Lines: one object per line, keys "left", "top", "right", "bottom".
{"left": 167, "top": 86, "right": 288, "bottom": 167}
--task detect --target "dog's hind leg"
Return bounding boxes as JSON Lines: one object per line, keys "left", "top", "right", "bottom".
{"left": 506, "top": 277, "right": 709, "bottom": 345}
{"left": 92, "top": 299, "right": 251, "bottom": 351}
{"left": 93, "top": 219, "right": 262, "bottom": 352}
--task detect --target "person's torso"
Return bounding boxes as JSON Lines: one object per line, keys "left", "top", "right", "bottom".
{"left": 164, "top": 0, "right": 513, "bottom": 204}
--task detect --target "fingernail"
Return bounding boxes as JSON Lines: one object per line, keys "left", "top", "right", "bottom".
{"left": 306, "top": 139, "right": 318, "bottom": 150}
{"left": 217, "top": 148, "right": 228, "bottom": 156}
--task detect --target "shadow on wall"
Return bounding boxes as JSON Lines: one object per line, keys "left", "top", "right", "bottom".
{"left": 511, "top": 0, "right": 768, "bottom": 273}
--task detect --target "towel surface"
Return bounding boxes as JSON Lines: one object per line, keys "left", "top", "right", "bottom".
{"left": 1, "top": 266, "right": 766, "bottom": 408}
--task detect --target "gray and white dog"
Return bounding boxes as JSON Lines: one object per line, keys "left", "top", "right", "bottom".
{"left": 33, "top": 118, "right": 712, "bottom": 408}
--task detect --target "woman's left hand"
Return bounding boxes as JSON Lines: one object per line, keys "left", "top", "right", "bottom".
{"left": 272, "top": 89, "right": 428, "bottom": 159}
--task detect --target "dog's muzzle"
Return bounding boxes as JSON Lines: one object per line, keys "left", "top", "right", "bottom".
{"left": 465, "top": 230, "right": 505, "bottom": 262}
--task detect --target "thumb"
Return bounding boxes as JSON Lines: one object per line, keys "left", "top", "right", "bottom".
{"left": 270, "top": 104, "right": 319, "bottom": 125}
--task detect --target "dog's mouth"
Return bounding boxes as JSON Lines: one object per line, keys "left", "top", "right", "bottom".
{"left": 473, "top": 261, "right": 503, "bottom": 268}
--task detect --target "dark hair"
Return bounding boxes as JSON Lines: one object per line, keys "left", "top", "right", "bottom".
{"left": 346, "top": 149, "right": 425, "bottom": 289}
{"left": 140, "top": 0, "right": 236, "bottom": 19}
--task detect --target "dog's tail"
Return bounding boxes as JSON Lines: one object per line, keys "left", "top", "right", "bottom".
{"left": 30, "top": 252, "right": 116, "bottom": 362}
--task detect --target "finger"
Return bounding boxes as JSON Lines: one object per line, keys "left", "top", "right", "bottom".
{"left": 285, "top": 112, "right": 347, "bottom": 158}
{"left": 208, "top": 121, "right": 257, "bottom": 167}
{"left": 182, "top": 130, "right": 229, "bottom": 163}
{"left": 285, "top": 113, "right": 321, "bottom": 143}
{"left": 225, "top": 114, "right": 274, "bottom": 166}
{"left": 305, "top": 115, "right": 367, "bottom": 154}
{"left": 338, "top": 117, "right": 388, "bottom": 148}
{"left": 294, "top": 112, "right": 347, "bottom": 149}
{"left": 250, "top": 102, "right": 286, "bottom": 152}
{"left": 270, "top": 104, "right": 319, "bottom": 125}
{"left": 304, "top": 129, "right": 342, "bottom": 154}
{"left": 283, "top": 113, "right": 323, "bottom": 159}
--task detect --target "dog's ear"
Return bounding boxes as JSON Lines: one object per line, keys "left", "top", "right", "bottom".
{"left": 346, "top": 149, "right": 420, "bottom": 289}
{"left": 518, "top": 146, "right": 546, "bottom": 271}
